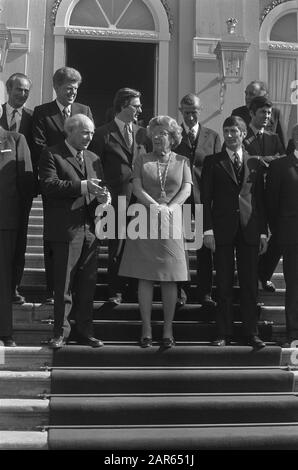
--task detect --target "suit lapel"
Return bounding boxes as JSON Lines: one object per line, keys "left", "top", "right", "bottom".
{"left": 49, "top": 101, "right": 65, "bottom": 133}
{"left": 219, "top": 151, "right": 238, "bottom": 185}
{"left": 2, "top": 104, "right": 9, "bottom": 129}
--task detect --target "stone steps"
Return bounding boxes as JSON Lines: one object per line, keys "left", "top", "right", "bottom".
{"left": 0, "top": 371, "right": 51, "bottom": 397}
{"left": 0, "top": 431, "right": 48, "bottom": 450}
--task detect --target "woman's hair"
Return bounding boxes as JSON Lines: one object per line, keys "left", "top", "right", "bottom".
{"left": 147, "top": 115, "right": 182, "bottom": 148}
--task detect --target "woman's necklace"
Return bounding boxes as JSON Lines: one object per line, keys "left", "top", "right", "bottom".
{"left": 157, "top": 152, "right": 172, "bottom": 204}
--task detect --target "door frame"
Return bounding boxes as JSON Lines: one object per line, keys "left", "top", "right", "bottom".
{"left": 53, "top": 0, "right": 171, "bottom": 115}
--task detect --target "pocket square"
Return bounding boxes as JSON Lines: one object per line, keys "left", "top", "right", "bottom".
{"left": 0, "top": 149, "right": 12, "bottom": 154}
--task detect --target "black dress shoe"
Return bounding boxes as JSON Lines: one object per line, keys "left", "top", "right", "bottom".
{"left": 12, "top": 289, "right": 26, "bottom": 305}
{"left": 139, "top": 337, "right": 153, "bottom": 348}
{"left": 247, "top": 335, "right": 266, "bottom": 349}
{"left": 48, "top": 336, "right": 65, "bottom": 349}
{"left": 78, "top": 336, "right": 104, "bottom": 348}
{"left": 199, "top": 295, "right": 217, "bottom": 308}
{"left": 0, "top": 336, "right": 17, "bottom": 347}
{"left": 211, "top": 337, "right": 231, "bottom": 347}
{"left": 108, "top": 293, "right": 122, "bottom": 305}
{"left": 45, "top": 297, "right": 54, "bottom": 305}
{"left": 261, "top": 280, "right": 276, "bottom": 292}
{"left": 161, "top": 337, "right": 175, "bottom": 349}
{"left": 176, "top": 288, "right": 187, "bottom": 307}
{"left": 282, "top": 339, "right": 298, "bottom": 348}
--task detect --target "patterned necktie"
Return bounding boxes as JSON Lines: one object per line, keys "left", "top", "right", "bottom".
{"left": 10, "top": 109, "right": 18, "bottom": 132}
{"left": 124, "top": 123, "right": 133, "bottom": 149}
{"left": 233, "top": 152, "right": 242, "bottom": 179}
{"left": 76, "top": 150, "right": 84, "bottom": 170}
{"left": 188, "top": 128, "right": 196, "bottom": 146}
{"left": 62, "top": 107, "right": 70, "bottom": 120}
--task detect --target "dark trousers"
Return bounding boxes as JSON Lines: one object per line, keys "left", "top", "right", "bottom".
{"left": 0, "top": 230, "right": 17, "bottom": 336}
{"left": 282, "top": 244, "right": 298, "bottom": 340}
{"left": 197, "top": 244, "right": 213, "bottom": 298}
{"left": 42, "top": 196, "right": 54, "bottom": 296}
{"left": 11, "top": 203, "right": 32, "bottom": 290}
{"left": 51, "top": 228, "right": 98, "bottom": 338}
{"left": 258, "top": 232, "right": 282, "bottom": 282}
{"left": 214, "top": 229, "right": 259, "bottom": 337}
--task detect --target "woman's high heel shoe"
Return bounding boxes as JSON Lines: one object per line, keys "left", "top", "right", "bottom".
{"left": 139, "top": 337, "right": 153, "bottom": 348}
{"left": 161, "top": 337, "right": 175, "bottom": 349}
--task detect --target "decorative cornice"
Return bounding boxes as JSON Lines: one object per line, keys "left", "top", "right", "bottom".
{"left": 51, "top": 0, "right": 173, "bottom": 34}
{"left": 160, "top": 0, "right": 173, "bottom": 35}
{"left": 260, "top": 0, "right": 290, "bottom": 26}
{"left": 51, "top": 0, "right": 62, "bottom": 26}
{"left": 65, "top": 27, "right": 158, "bottom": 40}
{"left": 269, "top": 41, "right": 298, "bottom": 50}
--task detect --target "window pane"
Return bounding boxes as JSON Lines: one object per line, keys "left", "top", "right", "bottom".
{"left": 117, "top": 0, "right": 155, "bottom": 30}
{"left": 70, "top": 0, "right": 109, "bottom": 27}
{"left": 270, "top": 13, "right": 297, "bottom": 42}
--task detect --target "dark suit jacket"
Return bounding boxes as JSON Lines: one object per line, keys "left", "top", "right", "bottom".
{"left": 243, "top": 128, "right": 285, "bottom": 165}
{"left": 201, "top": 149, "right": 266, "bottom": 245}
{"left": 0, "top": 103, "right": 33, "bottom": 148}
{"left": 266, "top": 154, "right": 298, "bottom": 245}
{"left": 38, "top": 141, "right": 104, "bottom": 242}
{"left": 89, "top": 120, "right": 147, "bottom": 202}
{"left": 0, "top": 127, "right": 34, "bottom": 229}
{"left": 175, "top": 124, "right": 221, "bottom": 203}
{"left": 232, "top": 105, "right": 285, "bottom": 148}
{"left": 32, "top": 100, "right": 93, "bottom": 166}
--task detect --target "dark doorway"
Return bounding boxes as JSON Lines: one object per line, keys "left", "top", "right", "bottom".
{"left": 66, "top": 38, "right": 156, "bottom": 127}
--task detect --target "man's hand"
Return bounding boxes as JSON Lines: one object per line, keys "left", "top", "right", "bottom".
{"left": 87, "top": 178, "right": 103, "bottom": 196}
{"left": 96, "top": 187, "right": 111, "bottom": 206}
{"left": 259, "top": 237, "right": 268, "bottom": 255}
{"left": 204, "top": 234, "right": 216, "bottom": 252}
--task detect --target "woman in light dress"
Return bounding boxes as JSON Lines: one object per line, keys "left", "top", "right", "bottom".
{"left": 119, "top": 115, "right": 192, "bottom": 348}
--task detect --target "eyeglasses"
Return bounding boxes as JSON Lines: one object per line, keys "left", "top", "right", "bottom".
{"left": 130, "top": 104, "right": 142, "bottom": 110}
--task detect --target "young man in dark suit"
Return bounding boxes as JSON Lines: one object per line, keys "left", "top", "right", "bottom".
{"left": 266, "top": 124, "right": 298, "bottom": 347}
{"left": 32, "top": 67, "right": 93, "bottom": 304}
{"left": 243, "top": 96, "right": 285, "bottom": 293}
{"left": 90, "top": 87, "right": 148, "bottom": 304}
{"left": 0, "top": 105, "right": 34, "bottom": 346}
{"left": 201, "top": 115, "right": 267, "bottom": 348}
{"left": 39, "top": 114, "right": 110, "bottom": 349}
{"left": 175, "top": 93, "right": 221, "bottom": 307}
{"left": 232, "top": 80, "right": 285, "bottom": 148}
{"left": 0, "top": 73, "right": 34, "bottom": 305}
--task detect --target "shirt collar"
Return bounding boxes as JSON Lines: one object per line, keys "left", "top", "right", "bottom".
{"left": 249, "top": 123, "right": 264, "bottom": 135}
{"left": 294, "top": 149, "right": 298, "bottom": 160}
{"left": 56, "top": 100, "right": 71, "bottom": 114}
{"left": 65, "top": 140, "right": 82, "bottom": 158}
{"left": 6, "top": 102, "right": 23, "bottom": 116}
{"left": 226, "top": 147, "right": 243, "bottom": 162}
{"left": 183, "top": 121, "right": 199, "bottom": 136}
{"left": 114, "top": 116, "right": 132, "bottom": 133}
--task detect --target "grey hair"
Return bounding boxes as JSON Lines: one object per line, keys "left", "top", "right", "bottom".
{"left": 147, "top": 115, "right": 182, "bottom": 148}
{"left": 64, "top": 114, "right": 94, "bottom": 134}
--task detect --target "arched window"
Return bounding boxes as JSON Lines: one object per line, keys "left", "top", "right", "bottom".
{"left": 260, "top": 2, "right": 298, "bottom": 142}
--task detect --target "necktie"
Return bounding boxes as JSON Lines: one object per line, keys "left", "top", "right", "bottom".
{"left": 233, "top": 152, "right": 242, "bottom": 181}
{"left": 9, "top": 109, "right": 18, "bottom": 132}
{"left": 188, "top": 128, "right": 196, "bottom": 146}
{"left": 124, "top": 123, "right": 133, "bottom": 149}
{"left": 256, "top": 132, "right": 264, "bottom": 156}
{"left": 76, "top": 150, "right": 84, "bottom": 170}
{"left": 62, "top": 107, "right": 70, "bottom": 120}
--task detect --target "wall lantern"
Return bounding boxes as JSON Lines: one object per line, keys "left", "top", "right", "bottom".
{"left": 214, "top": 18, "right": 250, "bottom": 112}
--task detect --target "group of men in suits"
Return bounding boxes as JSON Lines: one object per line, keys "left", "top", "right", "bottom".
{"left": 2, "top": 65, "right": 297, "bottom": 348}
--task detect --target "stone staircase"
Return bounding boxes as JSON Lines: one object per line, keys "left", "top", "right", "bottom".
{"left": 1, "top": 197, "right": 298, "bottom": 450}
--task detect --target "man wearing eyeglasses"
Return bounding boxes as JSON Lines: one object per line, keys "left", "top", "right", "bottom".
{"left": 90, "top": 87, "right": 149, "bottom": 304}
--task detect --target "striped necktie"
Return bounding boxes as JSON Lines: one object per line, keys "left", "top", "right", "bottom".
{"left": 76, "top": 150, "right": 84, "bottom": 170}
{"left": 124, "top": 123, "right": 133, "bottom": 149}
{"left": 9, "top": 109, "right": 18, "bottom": 132}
